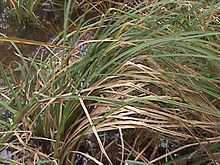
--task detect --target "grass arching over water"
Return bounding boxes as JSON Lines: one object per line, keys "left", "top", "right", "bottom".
{"left": 0, "top": 0, "right": 220, "bottom": 164}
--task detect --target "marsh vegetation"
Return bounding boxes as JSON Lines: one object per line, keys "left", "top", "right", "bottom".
{"left": 0, "top": 0, "right": 220, "bottom": 164}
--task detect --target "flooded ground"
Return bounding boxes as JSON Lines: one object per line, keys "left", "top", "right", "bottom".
{"left": 0, "top": 3, "right": 59, "bottom": 66}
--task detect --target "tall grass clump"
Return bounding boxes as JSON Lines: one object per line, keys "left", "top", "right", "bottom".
{"left": 5, "top": 0, "right": 42, "bottom": 25}
{"left": 0, "top": 0, "right": 220, "bottom": 164}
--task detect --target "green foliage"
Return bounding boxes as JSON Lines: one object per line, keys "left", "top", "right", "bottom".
{"left": 8, "top": 0, "right": 43, "bottom": 25}
{"left": 0, "top": 0, "right": 220, "bottom": 164}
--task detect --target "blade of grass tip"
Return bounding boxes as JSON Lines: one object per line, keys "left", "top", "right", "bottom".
{"left": 62, "top": 0, "right": 73, "bottom": 64}
{"left": 0, "top": 65, "right": 15, "bottom": 97}
{"left": 0, "top": 101, "right": 17, "bottom": 114}
{"left": 63, "top": 0, "right": 73, "bottom": 44}
{"left": 119, "top": 127, "right": 124, "bottom": 165}
{"left": 79, "top": 97, "right": 113, "bottom": 165}
{"left": 125, "top": 160, "right": 153, "bottom": 165}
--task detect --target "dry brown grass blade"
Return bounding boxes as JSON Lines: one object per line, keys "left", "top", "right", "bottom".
{"left": 119, "top": 127, "right": 125, "bottom": 165}
{"left": 79, "top": 97, "right": 113, "bottom": 165}
{"left": 0, "top": 37, "right": 71, "bottom": 49}
{"left": 97, "top": 120, "right": 192, "bottom": 138}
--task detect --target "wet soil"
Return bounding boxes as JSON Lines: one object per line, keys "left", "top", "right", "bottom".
{"left": 0, "top": 2, "right": 60, "bottom": 66}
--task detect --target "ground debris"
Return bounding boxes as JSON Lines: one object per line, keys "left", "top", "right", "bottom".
{"left": 0, "top": 149, "right": 12, "bottom": 162}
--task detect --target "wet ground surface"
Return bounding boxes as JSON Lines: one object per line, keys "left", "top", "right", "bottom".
{"left": 0, "top": 1, "right": 59, "bottom": 66}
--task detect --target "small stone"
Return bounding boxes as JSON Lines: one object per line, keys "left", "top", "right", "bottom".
{"left": 0, "top": 149, "right": 12, "bottom": 160}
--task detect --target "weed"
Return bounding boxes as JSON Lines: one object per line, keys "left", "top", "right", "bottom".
{"left": 0, "top": 0, "right": 220, "bottom": 164}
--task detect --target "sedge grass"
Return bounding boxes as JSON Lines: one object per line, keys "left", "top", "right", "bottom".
{"left": 0, "top": 0, "right": 220, "bottom": 164}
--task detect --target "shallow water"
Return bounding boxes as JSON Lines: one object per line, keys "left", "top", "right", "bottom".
{"left": 0, "top": 28, "right": 52, "bottom": 65}
{"left": 0, "top": 5, "right": 54, "bottom": 66}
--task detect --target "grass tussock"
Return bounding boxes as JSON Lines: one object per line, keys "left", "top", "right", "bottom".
{"left": 0, "top": 0, "right": 220, "bottom": 164}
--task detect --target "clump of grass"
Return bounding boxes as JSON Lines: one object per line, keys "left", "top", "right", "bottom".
{"left": 0, "top": 0, "right": 220, "bottom": 164}
{"left": 5, "top": 0, "right": 41, "bottom": 25}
